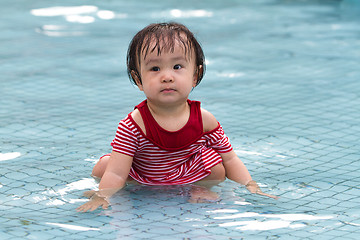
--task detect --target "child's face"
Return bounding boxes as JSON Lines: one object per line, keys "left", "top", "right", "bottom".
{"left": 134, "top": 37, "right": 198, "bottom": 106}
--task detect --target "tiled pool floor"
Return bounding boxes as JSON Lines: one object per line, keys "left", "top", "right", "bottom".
{"left": 1, "top": 0, "right": 360, "bottom": 239}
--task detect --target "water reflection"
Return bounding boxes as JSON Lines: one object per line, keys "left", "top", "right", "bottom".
{"left": 31, "top": 5, "right": 121, "bottom": 22}
{"left": 30, "top": 6, "right": 98, "bottom": 17}
{"left": 169, "top": 9, "right": 213, "bottom": 18}
{"left": 34, "top": 178, "right": 98, "bottom": 206}
{"left": 30, "top": 5, "right": 122, "bottom": 38}
{"left": 213, "top": 211, "right": 332, "bottom": 230}
{"left": 46, "top": 222, "right": 100, "bottom": 231}
{"left": 31, "top": 5, "right": 126, "bottom": 36}
{"left": 35, "top": 25, "right": 85, "bottom": 37}
{"left": 0, "top": 152, "right": 21, "bottom": 161}
{"left": 65, "top": 15, "right": 95, "bottom": 24}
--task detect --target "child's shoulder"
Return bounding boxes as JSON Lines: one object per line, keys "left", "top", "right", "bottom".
{"left": 201, "top": 108, "right": 219, "bottom": 132}
{"left": 130, "top": 109, "right": 146, "bottom": 134}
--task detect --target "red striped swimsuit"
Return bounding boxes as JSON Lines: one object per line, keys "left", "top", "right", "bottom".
{"left": 110, "top": 99, "right": 233, "bottom": 185}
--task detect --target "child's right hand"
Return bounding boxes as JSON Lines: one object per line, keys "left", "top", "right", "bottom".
{"left": 246, "top": 180, "right": 279, "bottom": 199}
{"left": 76, "top": 190, "right": 110, "bottom": 212}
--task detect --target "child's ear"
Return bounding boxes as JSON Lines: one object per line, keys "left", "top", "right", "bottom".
{"left": 193, "top": 65, "right": 203, "bottom": 87}
{"left": 198, "top": 65, "right": 204, "bottom": 77}
{"left": 131, "top": 70, "right": 143, "bottom": 91}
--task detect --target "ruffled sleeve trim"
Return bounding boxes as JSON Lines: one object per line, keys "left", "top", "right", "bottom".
{"left": 203, "top": 123, "right": 233, "bottom": 153}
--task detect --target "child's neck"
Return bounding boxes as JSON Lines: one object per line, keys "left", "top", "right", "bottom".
{"left": 146, "top": 100, "right": 190, "bottom": 131}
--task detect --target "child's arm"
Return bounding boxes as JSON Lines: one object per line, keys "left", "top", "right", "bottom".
{"left": 219, "top": 150, "right": 252, "bottom": 185}
{"left": 76, "top": 151, "right": 133, "bottom": 212}
{"left": 220, "top": 149, "right": 278, "bottom": 199}
{"left": 201, "top": 108, "right": 278, "bottom": 199}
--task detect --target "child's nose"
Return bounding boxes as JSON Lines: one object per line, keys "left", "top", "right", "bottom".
{"left": 161, "top": 70, "right": 174, "bottom": 83}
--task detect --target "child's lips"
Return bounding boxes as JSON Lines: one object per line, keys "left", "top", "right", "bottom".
{"left": 161, "top": 88, "right": 176, "bottom": 93}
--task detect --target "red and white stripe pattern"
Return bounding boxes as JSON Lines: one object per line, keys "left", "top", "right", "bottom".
{"left": 111, "top": 114, "right": 233, "bottom": 185}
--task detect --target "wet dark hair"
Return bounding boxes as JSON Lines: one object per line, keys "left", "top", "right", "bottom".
{"left": 126, "top": 22, "right": 205, "bottom": 86}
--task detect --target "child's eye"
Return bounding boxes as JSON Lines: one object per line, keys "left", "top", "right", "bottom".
{"left": 174, "top": 64, "right": 182, "bottom": 70}
{"left": 151, "top": 66, "right": 160, "bottom": 71}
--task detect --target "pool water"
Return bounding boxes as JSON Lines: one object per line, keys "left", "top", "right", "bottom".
{"left": 1, "top": 0, "right": 360, "bottom": 239}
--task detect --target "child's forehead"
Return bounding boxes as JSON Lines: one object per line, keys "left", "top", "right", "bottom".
{"left": 144, "top": 40, "right": 186, "bottom": 57}
{"left": 140, "top": 34, "right": 194, "bottom": 61}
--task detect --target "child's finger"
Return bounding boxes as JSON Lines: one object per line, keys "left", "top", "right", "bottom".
{"left": 78, "top": 203, "right": 96, "bottom": 212}
{"left": 77, "top": 202, "right": 96, "bottom": 212}
{"left": 256, "top": 191, "right": 279, "bottom": 200}
{"left": 102, "top": 201, "right": 109, "bottom": 209}
{"left": 76, "top": 204, "right": 88, "bottom": 212}
{"left": 90, "top": 204, "right": 101, "bottom": 212}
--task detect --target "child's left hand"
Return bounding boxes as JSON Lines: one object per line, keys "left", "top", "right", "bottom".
{"left": 76, "top": 190, "right": 110, "bottom": 212}
{"left": 246, "top": 180, "right": 279, "bottom": 199}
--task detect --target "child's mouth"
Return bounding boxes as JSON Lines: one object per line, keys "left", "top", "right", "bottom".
{"left": 161, "top": 88, "right": 176, "bottom": 93}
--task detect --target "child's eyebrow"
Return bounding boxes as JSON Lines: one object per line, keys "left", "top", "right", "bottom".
{"left": 144, "top": 58, "right": 160, "bottom": 66}
{"left": 144, "top": 56, "right": 188, "bottom": 66}
{"left": 172, "top": 56, "right": 188, "bottom": 62}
